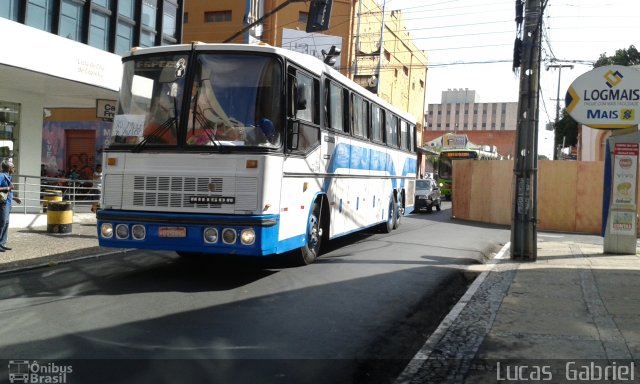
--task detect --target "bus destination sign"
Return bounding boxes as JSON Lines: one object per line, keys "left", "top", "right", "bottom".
{"left": 440, "top": 151, "right": 478, "bottom": 159}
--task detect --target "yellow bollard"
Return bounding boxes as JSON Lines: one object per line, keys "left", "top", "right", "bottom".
{"left": 43, "top": 189, "right": 63, "bottom": 212}
{"left": 47, "top": 201, "right": 73, "bottom": 234}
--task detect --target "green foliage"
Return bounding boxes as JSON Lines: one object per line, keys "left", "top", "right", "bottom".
{"left": 594, "top": 45, "right": 640, "bottom": 67}
{"left": 554, "top": 109, "right": 578, "bottom": 148}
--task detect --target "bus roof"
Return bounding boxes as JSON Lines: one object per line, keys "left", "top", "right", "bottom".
{"left": 124, "top": 43, "right": 417, "bottom": 124}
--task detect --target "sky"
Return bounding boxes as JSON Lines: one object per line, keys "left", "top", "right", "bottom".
{"left": 385, "top": 0, "right": 639, "bottom": 158}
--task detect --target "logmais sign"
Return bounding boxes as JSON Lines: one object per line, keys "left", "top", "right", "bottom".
{"left": 565, "top": 65, "right": 640, "bottom": 129}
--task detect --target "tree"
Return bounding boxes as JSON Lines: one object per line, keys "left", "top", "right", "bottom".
{"left": 594, "top": 45, "right": 640, "bottom": 68}
{"left": 554, "top": 109, "right": 578, "bottom": 149}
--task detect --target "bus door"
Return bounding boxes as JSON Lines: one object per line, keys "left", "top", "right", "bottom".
{"left": 284, "top": 66, "right": 323, "bottom": 235}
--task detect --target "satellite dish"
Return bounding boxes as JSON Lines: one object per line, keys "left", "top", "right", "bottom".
{"left": 367, "top": 76, "right": 377, "bottom": 87}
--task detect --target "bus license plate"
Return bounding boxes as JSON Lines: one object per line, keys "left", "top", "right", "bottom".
{"left": 159, "top": 227, "right": 186, "bottom": 238}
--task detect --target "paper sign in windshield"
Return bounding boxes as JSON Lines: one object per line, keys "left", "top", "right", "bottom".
{"left": 112, "top": 114, "right": 145, "bottom": 137}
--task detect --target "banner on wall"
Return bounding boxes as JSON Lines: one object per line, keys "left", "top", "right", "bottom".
{"left": 609, "top": 142, "right": 638, "bottom": 235}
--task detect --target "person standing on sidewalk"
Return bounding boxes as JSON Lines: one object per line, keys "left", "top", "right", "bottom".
{"left": 0, "top": 160, "right": 21, "bottom": 251}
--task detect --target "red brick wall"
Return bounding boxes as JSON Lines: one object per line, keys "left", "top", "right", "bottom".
{"left": 423, "top": 130, "right": 517, "bottom": 158}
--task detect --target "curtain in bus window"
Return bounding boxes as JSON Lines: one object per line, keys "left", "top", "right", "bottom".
{"left": 352, "top": 95, "right": 368, "bottom": 138}
{"left": 371, "top": 105, "right": 382, "bottom": 142}
{"left": 386, "top": 113, "right": 398, "bottom": 147}
{"left": 295, "top": 73, "right": 314, "bottom": 123}
{"left": 328, "top": 83, "right": 343, "bottom": 131}
{"left": 400, "top": 120, "right": 409, "bottom": 149}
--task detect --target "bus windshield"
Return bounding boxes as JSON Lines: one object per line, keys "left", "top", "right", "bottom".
{"left": 109, "top": 53, "right": 283, "bottom": 149}
{"left": 438, "top": 158, "right": 452, "bottom": 179}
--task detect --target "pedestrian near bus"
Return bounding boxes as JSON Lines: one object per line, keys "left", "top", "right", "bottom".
{"left": 0, "top": 160, "right": 22, "bottom": 251}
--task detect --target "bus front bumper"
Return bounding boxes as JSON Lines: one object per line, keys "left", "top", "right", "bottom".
{"left": 96, "top": 210, "right": 280, "bottom": 257}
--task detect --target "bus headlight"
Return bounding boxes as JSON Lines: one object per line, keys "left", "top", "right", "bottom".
{"left": 240, "top": 229, "right": 256, "bottom": 245}
{"left": 101, "top": 223, "right": 113, "bottom": 238}
{"left": 204, "top": 227, "right": 219, "bottom": 243}
{"left": 131, "top": 225, "right": 146, "bottom": 240}
{"left": 116, "top": 224, "right": 129, "bottom": 239}
{"left": 222, "top": 228, "right": 237, "bottom": 244}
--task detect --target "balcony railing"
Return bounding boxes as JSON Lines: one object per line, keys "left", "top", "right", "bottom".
{"left": 8, "top": 173, "right": 100, "bottom": 214}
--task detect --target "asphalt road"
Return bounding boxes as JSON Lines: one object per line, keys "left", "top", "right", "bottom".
{"left": 0, "top": 202, "right": 510, "bottom": 383}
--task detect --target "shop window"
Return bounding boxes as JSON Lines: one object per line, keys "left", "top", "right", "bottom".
{"left": 142, "top": 0, "right": 157, "bottom": 28}
{"left": 116, "top": 21, "right": 134, "bottom": 55}
{"left": 119, "top": 0, "right": 135, "bottom": 18}
{"left": 60, "top": 0, "right": 83, "bottom": 41}
{"left": 26, "top": 0, "right": 54, "bottom": 32}
{"left": 89, "top": 9, "right": 109, "bottom": 50}
{"left": 0, "top": 101, "right": 19, "bottom": 165}
{"left": 0, "top": 0, "right": 20, "bottom": 21}
{"left": 162, "top": 2, "right": 178, "bottom": 39}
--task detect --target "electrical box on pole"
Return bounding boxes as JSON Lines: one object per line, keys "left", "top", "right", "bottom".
{"left": 511, "top": 0, "right": 543, "bottom": 261}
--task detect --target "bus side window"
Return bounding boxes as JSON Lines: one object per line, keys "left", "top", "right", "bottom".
{"left": 342, "top": 89, "right": 350, "bottom": 134}
{"left": 295, "top": 73, "right": 313, "bottom": 122}
{"left": 385, "top": 112, "right": 398, "bottom": 147}
{"left": 371, "top": 104, "right": 383, "bottom": 142}
{"left": 289, "top": 69, "right": 320, "bottom": 154}
{"left": 400, "top": 120, "right": 409, "bottom": 150}
{"left": 351, "top": 94, "right": 368, "bottom": 139}
{"left": 326, "top": 80, "right": 344, "bottom": 132}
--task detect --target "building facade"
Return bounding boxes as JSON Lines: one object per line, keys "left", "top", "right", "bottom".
{"left": 0, "top": 0, "right": 184, "bottom": 214}
{"left": 424, "top": 89, "right": 518, "bottom": 158}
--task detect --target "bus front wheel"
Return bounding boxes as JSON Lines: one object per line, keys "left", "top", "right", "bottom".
{"left": 297, "top": 201, "right": 323, "bottom": 265}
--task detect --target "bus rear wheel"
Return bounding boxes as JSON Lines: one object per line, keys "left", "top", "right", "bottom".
{"left": 381, "top": 197, "right": 397, "bottom": 233}
{"left": 297, "top": 201, "right": 323, "bottom": 265}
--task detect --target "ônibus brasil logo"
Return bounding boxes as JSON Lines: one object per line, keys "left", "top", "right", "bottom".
{"left": 8, "top": 360, "right": 73, "bottom": 383}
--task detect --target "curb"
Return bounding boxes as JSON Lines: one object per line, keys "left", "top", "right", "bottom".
{"left": 394, "top": 242, "right": 511, "bottom": 384}
{"left": 0, "top": 247, "right": 134, "bottom": 276}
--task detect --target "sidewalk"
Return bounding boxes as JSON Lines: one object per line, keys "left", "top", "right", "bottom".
{"left": 0, "top": 212, "right": 121, "bottom": 272}
{"left": 397, "top": 237, "right": 640, "bottom": 383}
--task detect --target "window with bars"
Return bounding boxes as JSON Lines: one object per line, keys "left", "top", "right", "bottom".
{"left": 205, "top": 10, "right": 231, "bottom": 23}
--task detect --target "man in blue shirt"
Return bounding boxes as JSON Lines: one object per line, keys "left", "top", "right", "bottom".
{"left": 0, "top": 160, "right": 22, "bottom": 251}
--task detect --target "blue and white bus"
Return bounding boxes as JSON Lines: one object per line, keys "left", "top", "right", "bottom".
{"left": 97, "top": 43, "right": 417, "bottom": 265}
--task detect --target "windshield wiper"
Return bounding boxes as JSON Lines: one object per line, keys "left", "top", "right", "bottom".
{"left": 133, "top": 116, "right": 177, "bottom": 152}
{"left": 133, "top": 95, "right": 178, "bottom": 152}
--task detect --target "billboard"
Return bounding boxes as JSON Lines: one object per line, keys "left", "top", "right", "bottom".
{"left": 281, "top": 28, "right": 342, "bottom": 66}
{"left": 565, "top": 65, "right": 640, "bottom": 129}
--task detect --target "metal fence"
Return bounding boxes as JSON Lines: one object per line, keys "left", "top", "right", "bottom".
{"left": 9, "top": 173, "right": 100, "bottom": 214}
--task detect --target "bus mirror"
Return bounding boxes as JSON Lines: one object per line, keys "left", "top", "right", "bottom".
{"left": 287, "top": 120, "right": 300, "bottom": 150}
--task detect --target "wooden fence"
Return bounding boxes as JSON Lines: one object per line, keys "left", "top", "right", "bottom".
{"left": 451, "top": 160, "right": 605, "bottom": 235}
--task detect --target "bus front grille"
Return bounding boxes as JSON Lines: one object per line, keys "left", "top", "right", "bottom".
{"left": 127, "top": 175, "right": 257, "bottom": 211}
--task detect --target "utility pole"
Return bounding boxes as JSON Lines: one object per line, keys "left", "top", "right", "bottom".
{"left": 511, "top": 0, "right": 543, "bottom": 261}
{"left": 546, "top": 63, "right": 573, "bottom": 160}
